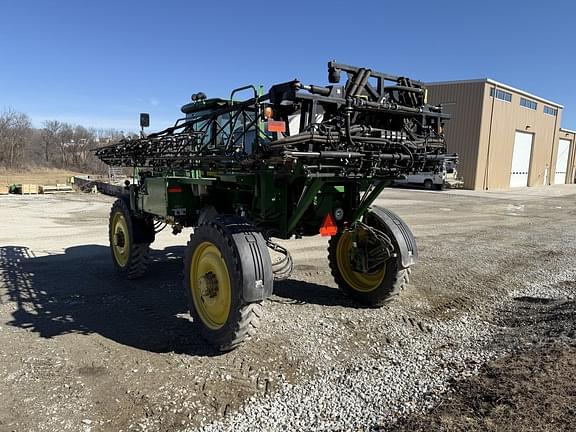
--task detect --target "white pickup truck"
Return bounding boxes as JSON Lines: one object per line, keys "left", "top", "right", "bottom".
{"left": 394, "top": 154, "right": 464, "bottom": 190}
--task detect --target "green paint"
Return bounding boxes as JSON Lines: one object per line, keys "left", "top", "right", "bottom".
{"left": 286, "top": 179, "right": 324, "bottom": 234}
{"left": 351, "top": 181, "right": 390, "bottom": 223}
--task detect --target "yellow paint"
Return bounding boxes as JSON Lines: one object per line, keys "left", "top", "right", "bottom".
{"left": 112, "top": 213, "right": 130, "bottom": 267}
{"left": 190, "top": 242, "right": 232, "bottom": 329}
{"left": 336, "top": 230, "right": 385, "bottom": 292}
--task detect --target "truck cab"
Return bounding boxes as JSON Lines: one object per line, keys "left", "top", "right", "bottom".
{"left": 394, "top": 153, "right": 462, "bottom": 190}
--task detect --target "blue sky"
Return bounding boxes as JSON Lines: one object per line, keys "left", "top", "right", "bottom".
{"left": 1, "top": 0, "right": 574, "bottom": 132}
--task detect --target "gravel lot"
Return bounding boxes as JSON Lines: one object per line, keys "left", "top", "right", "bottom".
{"left": 1, "top": 186, "right": 575, "bottom": 431}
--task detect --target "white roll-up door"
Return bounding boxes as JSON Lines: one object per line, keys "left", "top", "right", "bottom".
{"left": 510, "top": 131, "right": 533, "bottom": 188}
{"left": 554, "top": 139, "right": 571, "bottom": 184}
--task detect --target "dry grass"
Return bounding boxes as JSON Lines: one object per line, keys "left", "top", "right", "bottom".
{"left": 0, "top": 168, "right": 86, "bottom": 186}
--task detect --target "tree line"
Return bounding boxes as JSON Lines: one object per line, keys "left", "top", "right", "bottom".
{"left": 0, "top": 108, "right": 127, "bottom": 173}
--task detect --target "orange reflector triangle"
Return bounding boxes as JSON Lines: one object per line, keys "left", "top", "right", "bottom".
{"left": 320, "top": 212, "right": 338, "bottom": 237}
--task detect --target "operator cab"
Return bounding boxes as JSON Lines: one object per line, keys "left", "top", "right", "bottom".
{"left": 181, "top": 96, "right": 268, "bottom": 155}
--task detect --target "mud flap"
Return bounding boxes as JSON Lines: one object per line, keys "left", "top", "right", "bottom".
{"left": 370, "top": 206, "right": 418, "bottom": 269}
{"left": 215, "top": 216, "right": 274, "bottom": 303}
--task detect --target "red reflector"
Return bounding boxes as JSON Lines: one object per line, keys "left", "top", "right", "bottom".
{"left": 320, "top": 213, "right": 338, "bottom": 237}
{"left": 167, "top": 186, "right": 183, "bottom": 193}
{"left": 266, "top": 120, "right": 286, "bottom": 133}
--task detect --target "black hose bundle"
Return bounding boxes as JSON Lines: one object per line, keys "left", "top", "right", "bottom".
{"left": 266, "top": 239, "right": 293, "bottom": 281}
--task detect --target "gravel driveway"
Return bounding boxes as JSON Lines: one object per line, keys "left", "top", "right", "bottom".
{"left": 1, "top": 186, "right": 575, "bottom": 431}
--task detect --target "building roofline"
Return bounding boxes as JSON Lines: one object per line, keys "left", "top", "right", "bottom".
{"left": 560, "top": 128, "right": 576, "bottom": 135}
{"left": 425, "top": 78, "right": 564, "bottom": 109}
{"left": 426, "top": 78, "right": 488, "bottom": 86}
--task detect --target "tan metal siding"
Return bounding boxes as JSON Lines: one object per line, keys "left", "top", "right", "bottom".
{"left": 478, "top": 83, "right": 562, "bottom": 190}
{"left": 560, "top": 130, "right": 576, "bottom": 183}
{"left": 426, "top": 82, "right": 485, "bottom": 189}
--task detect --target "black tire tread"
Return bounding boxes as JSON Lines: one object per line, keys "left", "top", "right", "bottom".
{"left": 109, "top": 199, "right": 152, "bottom": 280}
{"left": 184, "top": 220, "right": 264, "bottom": 351}
{"left": 327, "top": 211, "right": 412, "bottom": 306}
{"left": 224, "top": 302, "right": 263, "bottom": 351}
{"left": 126, "top": 243, "right": 150, "bottom": 279}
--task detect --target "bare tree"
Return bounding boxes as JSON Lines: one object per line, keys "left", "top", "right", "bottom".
{"left": 0, "top": 109, "right": 32, "bottom": 169}
{"left": 41, "top": 120, "right": 63, "bottom": 163}
{"left": 55, "top": 123, "right": 73, "bottom": 168}
{"left": 0, "top": 110, "right": 121, "bottom": 173}
{"left": 26, "top": 129, "right": 45, "bottom": 166}
{"left": 68, "top": 125, "right": 93, "bottom": 168}
{"left": 94, "top": 128, "right": 124, "bottom": 146}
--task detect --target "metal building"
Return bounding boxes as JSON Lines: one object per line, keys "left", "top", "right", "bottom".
{"left": 558, "top": 128, "right": 576, "bottom": 185}
{"left": 426, "top": 79, "right": 570, "bottom": 190}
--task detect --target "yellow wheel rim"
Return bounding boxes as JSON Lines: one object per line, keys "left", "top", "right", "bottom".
{"left": 190, "top": 242, "right": 231, "bottom": 330}
{"left": 336, "top": 229, "right": 386, "bottom": 293}
{"left": 112, "top": 212, "right": 130, "bottom": 267}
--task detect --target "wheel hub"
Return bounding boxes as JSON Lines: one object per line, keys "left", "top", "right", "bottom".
{"left": 112, "top": 212, "right": 130, "bottom": 267}
{"left": 336, "top": 228, "right": 388, "bottom": 293}
{"left": 349, "top": 226, "right": 393, "bottom": 273}
{"left": 190, "top": 241, "right": 232, "bottom": 330}
{"left": 199, "top": 272, "right": 219, "bottom": 298}
{"left": 349, "top": 241, "right": 367, "bottom": 272}
{"left": 115, "top": 230, "right": 126, "bottom": 248}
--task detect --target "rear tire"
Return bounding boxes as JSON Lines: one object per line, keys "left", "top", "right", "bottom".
{"left": 109, "top": 199, "right": 154, "bottom": 279}
{"left": 423, "top": 179, "right": 433, "bottom": 190}
{"left": 184, "top": 220, "right": 267, "bottom": 351}
{"left": 328, "top": 211, "right": 410, "bottom": 306}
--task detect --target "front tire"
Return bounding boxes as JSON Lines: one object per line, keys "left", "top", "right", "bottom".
{"left": 184, "top": 221, "right": 267, "bottom": 351}
{"left": 328, "top": 211, "right": 410, "bottom": 306}
{"left": 109, "top": 199, "right": 154, "bottom": 279}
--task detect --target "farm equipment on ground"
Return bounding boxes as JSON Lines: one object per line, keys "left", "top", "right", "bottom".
{"left": 95, "top": 61, "right": 449, "bottom": 351}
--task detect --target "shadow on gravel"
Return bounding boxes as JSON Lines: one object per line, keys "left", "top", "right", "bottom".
{"left": 0, "top": 245, "right": 221, "bottom": 356}
{"left": 272, "top": 279, "right": 357, "bottom": 307}
{"left": 512, "top": 295, "right": 557, "bottom": 304}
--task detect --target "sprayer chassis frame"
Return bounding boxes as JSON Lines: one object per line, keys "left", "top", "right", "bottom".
{"left": 127, "top": 170, "right": 388, "bottom": 240}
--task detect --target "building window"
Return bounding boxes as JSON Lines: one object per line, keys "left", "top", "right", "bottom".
{"left": 520, "top": 97, "right": 537, "bottom": 110}
{"left": 490, "top": 87, "right": 512, "bottom": 102}
{"left": 544, "top": 106, "right": 558, "bottom": 116}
